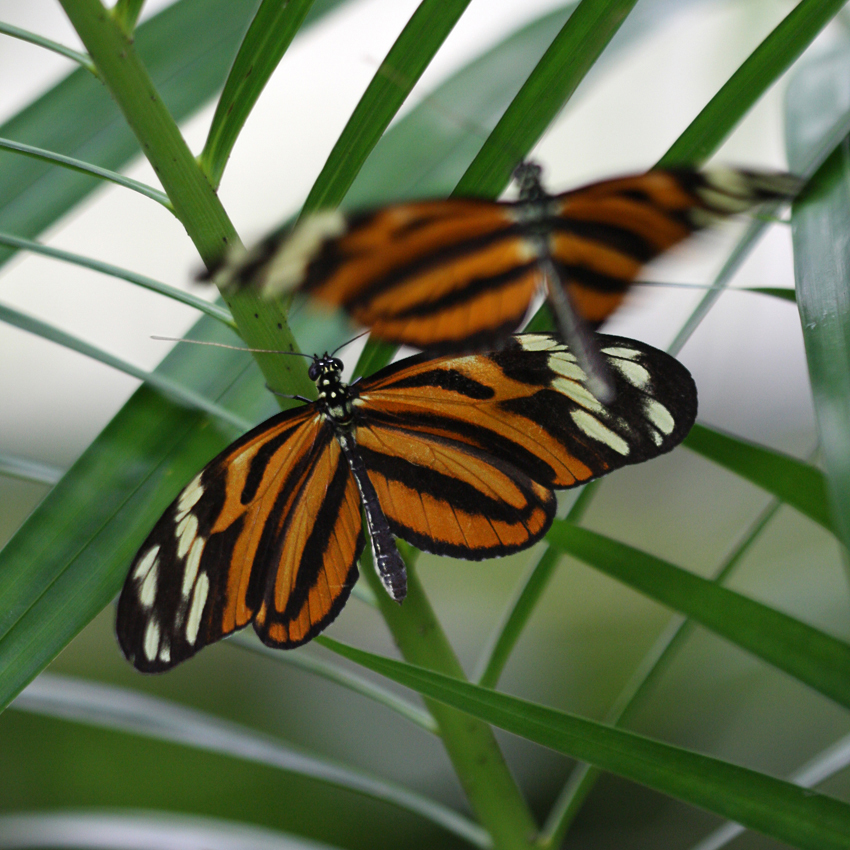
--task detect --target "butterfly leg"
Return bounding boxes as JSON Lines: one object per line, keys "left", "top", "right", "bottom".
{"left": 336, "top": 430, "right": 407, "bottom": 602}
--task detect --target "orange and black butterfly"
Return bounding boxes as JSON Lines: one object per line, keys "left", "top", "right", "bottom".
{"left": 212, "top": 164, "right": 800, "bottom": 398}
{"left": 117, "top": 332, "right": 697, "bottom": 672}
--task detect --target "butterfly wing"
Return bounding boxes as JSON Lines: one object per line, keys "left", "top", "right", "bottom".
{"left": 215, "top": 199, "right": 540, "bottom": 353}
{"left": 350, "top": 333, "right": 696, "bottom": 557}
{"left": 548, "top": 169, "right": 802, "bottom": 324}
{"left": 116, "top": 406, "right": 363, "bottom": 672}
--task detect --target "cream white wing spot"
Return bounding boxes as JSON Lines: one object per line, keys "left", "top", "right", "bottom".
{"left": 186, "top": 572, "right": 210, "bottom": 647}
{"left": 518, "top": 334, "right": 562, "bottom": 352}
{"left": 181, "top": 537, "right": 205, "bottom": 598}
{"left": 645, "top": 399, "right": 675, "bottom": 436}
{"left": 262, "top": 210, "right": 346, "bottom": 296}
{"left": 176, "top": 473, "right": 204, "bottom": 519}
{"left": 552, "top": 377, "right": 604, "bottom": 413}
{"left": 158, "top": 641, "right": 171, "bottom": 664}
{"left": 697, "top": 186, "right": 752, "bottom": 214}
{"left": 611, "top": 358, "right": 650, "bottom": 389}
{"left": 138, "top": 559, "right": 159, "bottom": 610}
{"left": 176, "top": 512, "right": 199, "bottom": 559}
{"left": 703, "top": 168, "right": 752, "bottom": 200}
{"left": 132, "top": 545, "right": 159, "bottom": 582}
{"left": 547, "top": 353, "right": 585, "bottom": 382}
{"left": 570, "top": 409, "right": 630, "bottom": 455}
{"left": 143, "top": 618, "right": 161, "bottom": 662}
{"left": 600, "top": 346, "right": 642, "bottom": 361}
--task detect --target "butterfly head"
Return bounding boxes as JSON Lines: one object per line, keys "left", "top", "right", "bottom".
{"left": 310, "top": 354, "right": 352, "bottom": 421}
{"left": 513, "top": 160, "right": 545, "bottom": 203}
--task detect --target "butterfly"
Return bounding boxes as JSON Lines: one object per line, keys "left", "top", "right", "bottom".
{"left": 210, "top": 163, "right": 800, "bottom": 399}
{"left": 117, "top": 332, "right": 697, "bottom": 673}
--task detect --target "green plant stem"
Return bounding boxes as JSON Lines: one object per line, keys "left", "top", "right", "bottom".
{"left": 112, "top": 0, "right": 145, "bottom": 33}
{"left": 361, "top": 555, "right": 538, "bottom": 850}
{"left": 57, "top": 0, "right": 312, "bottom": 400}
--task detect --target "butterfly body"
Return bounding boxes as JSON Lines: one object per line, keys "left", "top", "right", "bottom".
{"left": 117, "top": 334, "right": 697, "bottom": 673}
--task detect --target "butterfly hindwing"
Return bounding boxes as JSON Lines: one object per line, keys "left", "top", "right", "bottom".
{"left": 353, "top": 420, "right": 557, "bottom": 558}
{"left": 253, "top": 430, "right": 363, "bottom": 648}
{"left": 117, "top": 406, "right": 362, "bottom": 673}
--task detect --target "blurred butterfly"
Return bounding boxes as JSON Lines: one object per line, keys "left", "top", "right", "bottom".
{"left": 117, "top": 332, "right": 697, "bottom": 672}
{"left": 210, "top": 164, "right": 800, "bottom": 399}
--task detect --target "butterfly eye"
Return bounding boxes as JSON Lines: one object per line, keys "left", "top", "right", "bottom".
{"left": 308, "top": 361, "right": 320, "bottom": 381}
{"left": 332, "top": 358, "right": 344, "bottom": 372}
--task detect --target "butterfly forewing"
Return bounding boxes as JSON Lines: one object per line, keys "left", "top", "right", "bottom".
{"left": 351, "top": 333, "right": 696, "bottom": 557}
{"left": 547, "top": 170, "right": 782, "bottom": 324}
{"left": 302, "top": 200, "right": 538, "bottom": 352}
{"left": 117, "top": 406, "right": 362, "bottom": 673}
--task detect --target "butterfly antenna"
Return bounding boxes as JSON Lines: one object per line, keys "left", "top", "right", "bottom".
{"left": 330, "top": 328, "right": 372, "bottom": 357}
{"left": 150, "top": 336, "right": 315, "bottom": 359}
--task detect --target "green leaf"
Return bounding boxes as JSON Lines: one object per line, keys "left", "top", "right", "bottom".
{"left": 540, "top": 496, "right": 789, "bottom": 846}
{"left": 0, "top": 21, "right": 95, "bottom": 72}
{"left": 200, "top": 0, "right": 323, "bottom": 188}
{"left": 659, "top": 0, "right": 847, "bottom": 167}
{"left": 0, "top": 136, "right": 170, "bottom": 205}
{"left": 0, "top": 812, "right": 337, "bottom": 850}
{"left": 112, "top": 0, "right": 145, "bottom": 32}
{"left": 302, "top": 0, "right": 476, "bottom": 214}
{"left": 321, "top": 635, "right": 850, "bottom": 850}
{"left": 0, "top": 320, "right": 272, "bottom": 711}
{"left": 0, "top": 0, "right": 253, "bottom": 269}
{"left": 746, "top": 286, "right": 797, "bottom": 302}
{"left": 456, "top": 0, "right": 639, "bottom": 198}
{"left": 231, "top": 635, "right": 436, "bottom": 732}
{"left": 683, "top": 423, "right": 833, "bottom": 532}
{"left": 474, "top": 486, "right": 596, "bottom": 688}
{"left": 787, "top": 42, "right": 850, "bottom": 557}
{"left": 344, "top": 2, "right": 578, "bottom": 207}
{"left": 0, "top": 301, "right": 248, "bottom": 429}
{"left": 12, "top": 672, "right": 483, "bottom": 845}
{"left": 545, "top": 522, "right": 850, "bottom": 710}
{"left": 0, "top": 231, "right": 234, "bottom": 328}
{"left": 0, "top": 454, "right": 63, "bottom": 487}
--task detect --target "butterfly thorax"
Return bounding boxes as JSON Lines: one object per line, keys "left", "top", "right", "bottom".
{"left": 510, "top": 161, "right": 559, "bottom": 238}
{"left": 310, "top": 355, "right": 354, "bottom": 425}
